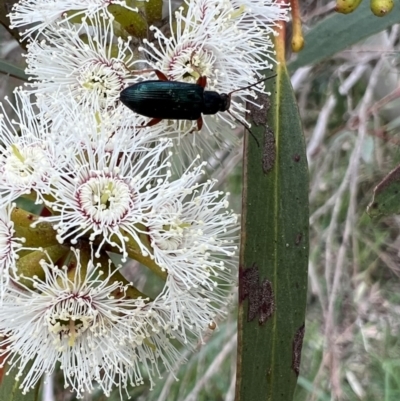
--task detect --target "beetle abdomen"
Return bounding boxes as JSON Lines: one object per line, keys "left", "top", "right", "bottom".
{"left": 120, "top": 80, "right": 204, "bottom": 120}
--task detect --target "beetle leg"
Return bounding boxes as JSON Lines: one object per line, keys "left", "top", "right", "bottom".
{"left": 196, "top": 76, "right": 207, "bottom": 88}
{"left": 141, "top": 118, "right": 163, "bottom": 128}
{"left": 196, "top": 117, "right": 203, "bottom": 131}
{"left": 153, "top": 70, "right": 169, "bottom": 81}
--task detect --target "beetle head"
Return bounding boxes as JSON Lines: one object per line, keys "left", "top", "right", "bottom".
{"left": 220, "top": 94, "right": 231, "bottom": 112}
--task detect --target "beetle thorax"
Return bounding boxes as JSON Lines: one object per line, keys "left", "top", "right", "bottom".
{"left": 203, "top": 91, "right": 231, "bottom": 115}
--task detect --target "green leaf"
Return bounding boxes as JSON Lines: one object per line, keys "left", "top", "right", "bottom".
{"left": 0, "top": 362, "right": 41, "bottom": 401}
{"left": 0, "top": 59, "right": 28, "bottom": 81}
{"left": 367, "top": 164, "right": 400, "bottom": 216}
{"left": 236, "top": 62, "right": 309, "bottom": 400}
{"left": 289, "top": 0, "right": 400, "bottom": 72}
{"left": 108, "top": 4, "right": 148, "bottom": 38}
{"left": 144, "top": 0, "right": 163, "bottom": 24}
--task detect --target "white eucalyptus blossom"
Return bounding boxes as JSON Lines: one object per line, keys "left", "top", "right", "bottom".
{"left": 0, "top": 89, "right": 73, "bottom": 208}
{"left": 25, "top": 14, "right": 144, "bottom": 113}
{"left": 8, "top": 0, "right": 139, "bottom": 37}
{"left": 0, "top": 248, "right": 180, "bottom": 397}
{"left": 146, "top": 175, "right": 238, "bottom": 340}
{"left": 156, "top": 276, "right": 235, "bottom": 343}
{"left": 229, "top": 0, "right": 289, "bottom": 33}
{"left": 34, "top": 137, "right": 174, "bottom": 261}
{"left": 147, "top": 175, "right": 238, "bottom": 289}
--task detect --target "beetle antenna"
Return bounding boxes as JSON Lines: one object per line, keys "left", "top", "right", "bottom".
{"left": 227, "top": 111, "right": 260, "bottom": 147}
{"left": 228, "top": 74, "right": 277, "bottom": 96}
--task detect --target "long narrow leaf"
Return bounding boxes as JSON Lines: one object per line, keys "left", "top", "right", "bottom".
{"left": 0, "top": 59, "right": 28, "bottom": 81}
{"left": 236, "top": 61, "right": 309, "bottom": 400}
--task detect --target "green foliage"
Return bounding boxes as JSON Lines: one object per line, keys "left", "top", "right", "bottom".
{"left": 236, "top": 63, "right": 309, "bottom": 400}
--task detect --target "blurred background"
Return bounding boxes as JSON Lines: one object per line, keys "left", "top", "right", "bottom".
{"left": 2, "top": 0, "right": 400, "bottom": 400}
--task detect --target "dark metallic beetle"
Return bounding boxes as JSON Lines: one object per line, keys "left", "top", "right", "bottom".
{"left": 120, "top": 69, "right": 273, "bottom": 133}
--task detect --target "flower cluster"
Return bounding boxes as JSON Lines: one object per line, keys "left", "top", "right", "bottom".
{"left": 0, "top": 0, "right": 287, "bottom": 398}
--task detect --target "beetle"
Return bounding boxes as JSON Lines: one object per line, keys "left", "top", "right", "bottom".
{"left": 120, "top": 69, "right": 275, "bottom": 136}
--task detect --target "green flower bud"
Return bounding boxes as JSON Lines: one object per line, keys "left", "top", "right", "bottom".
{"left": 335, "top": 0, "right": 363, "bottom": 14}
{"left": 370, "top": 0, "right": 394, "bottom": 16}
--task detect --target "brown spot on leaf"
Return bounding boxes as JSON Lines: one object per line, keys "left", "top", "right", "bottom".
{"left": 262, "top": 128, "right": 276, "bottom": 174}
{"left": 239, "top": 264, "right": 275, "bottom": 325}
{"left": 295, "top": 233, "right": 302, "bottom": 246}
{"left": 291, "top": 324, "right": 305, "bottom": 376}
{"left": 248, "top": 93, "right": 270, "bottom": 126}
{"left": 259, "top": 279, "right": 275, "bottom": 324}
{"left": 293, "top": 154, "right": 301, "bottom": 162}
